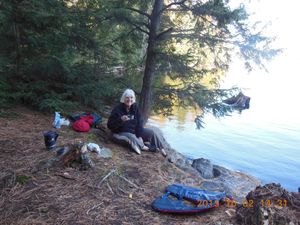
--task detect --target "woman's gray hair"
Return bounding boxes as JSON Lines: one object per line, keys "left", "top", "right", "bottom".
{"left": 120, "top": 89, "right": 136, "bottom": 103}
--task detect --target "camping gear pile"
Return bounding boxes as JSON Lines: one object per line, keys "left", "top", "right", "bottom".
{"left": 70, "top": 113, "right": 102, "bottom": 132}
{"left": 40, "top": 111, "right": 105, "bottom": 171}
{"left": 52, "top": 112, "right": 102, "bottom": 132}
{"left": 39, "top": 141, "right": 101, "bottom": 170}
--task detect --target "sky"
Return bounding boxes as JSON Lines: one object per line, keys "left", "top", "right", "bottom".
{"left": 223, "top": 0, "right": 300, "bottom": 123}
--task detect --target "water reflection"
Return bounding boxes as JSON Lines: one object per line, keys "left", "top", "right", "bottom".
{"left": 151, "top": 107, "right": 199, "bottom": 131}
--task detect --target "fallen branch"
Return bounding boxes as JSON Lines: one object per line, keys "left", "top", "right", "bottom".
{"left": 86, "top": 203, "right": 103, "bottom": 215}
{"left": 87, "top": 184, "right": 102, "bottom": 190}
{"left": 55, "top": 173, "right": 76, "bottom": 180}
{"left": 117, "top": 174, "right": 139, "bottom": 189}
{"left": 98, "top": 169, "right": 116, "bottom": 187}
{"left": 118, "top": 186, "right": 128, "bottom": 194}
{"left": 106, "top": 182, "right": 114, "bottom": 194}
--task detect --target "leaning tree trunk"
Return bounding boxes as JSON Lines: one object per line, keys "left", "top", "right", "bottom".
{"left": 139, "top": 0, "right": 163, "bottom": 123}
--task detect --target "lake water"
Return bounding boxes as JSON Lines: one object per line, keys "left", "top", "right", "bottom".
{"left": 149, "top": 100, "right": 300, "bottom": 191}
{"left": 149, "top": 55, "right": 300, "bottom": 192}
{"left": 148, "top": 0, "right": 300, "bottom": 192}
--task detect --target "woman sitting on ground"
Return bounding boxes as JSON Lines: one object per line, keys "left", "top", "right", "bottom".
{"left": 107, "top": 89, "right": 167, "bottom": 156}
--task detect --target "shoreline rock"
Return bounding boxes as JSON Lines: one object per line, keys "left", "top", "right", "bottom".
{"left": 101, "top": 122, "right": 286, "bottom": 203}
{"left": 166, "top": 147, "right": 261, "bottom": 202}
{"left": 146, "top": 124, "right": 261, "bottom": 201}
{"left": 93, "top": 120, "right": 265, "bottom": 203}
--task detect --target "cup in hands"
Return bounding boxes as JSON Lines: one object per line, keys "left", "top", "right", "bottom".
{"left": 121, "top": 115, "right": 134, "bottom": 121}
{"left": 121, "top": 115, "right": 129, "bottom": 121}
{"left": 127, "top": 114, "right": 134, "bottom": 120}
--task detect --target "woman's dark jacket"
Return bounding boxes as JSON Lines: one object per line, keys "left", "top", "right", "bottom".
{"left": 107, "top": 103, "right": 144, "bottom": 137}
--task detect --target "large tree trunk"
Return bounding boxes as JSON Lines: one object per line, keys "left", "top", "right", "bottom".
{"left": 139, "top": 0, "right": 163, "bottom": 123}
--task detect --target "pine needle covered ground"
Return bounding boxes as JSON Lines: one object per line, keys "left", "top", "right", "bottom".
{"left": 0, "top": 107, "right": 241, "bottom": 225}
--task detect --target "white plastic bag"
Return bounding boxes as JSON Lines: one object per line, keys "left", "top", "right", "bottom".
{"left": 52, "top": 112, "right": 61, "bottom": 128}
{"left": 60, "top": 118, "right": 70, "bottom": 126}
{"left": 87, "top": 143, "right": 101, "bottom": 154}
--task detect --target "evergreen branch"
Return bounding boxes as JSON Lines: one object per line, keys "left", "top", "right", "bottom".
{"left": 111, "top": 28, "right": 137, "bottom": 43}
{"left": 169, "top": 27, "right": 244, "bottom": 46}
{"left": 127, "top": 21, "right": 150, "bottom": 35}
{"left": 162, "top": 0, "right": 188, "bottom": 12}
{"left": 156, "top": 27, "right": 173, "bottom": 40}
{"left": 198, "top": 15, "right": 233, "bottom": 37}
{"left": 95, "top": 15, "right": 114, "bottom": 23}
{"left": 172, "top": 28, "right": 196, "bottom": 33}
{"left": 125, "top": 7, "right": 151, "bottom": 19}
{"left": 164, "top": 8, "right": 187, "bottom": 12}
{"left": 142, "top": 22, "right": 150, "bottom": 29}
{"left": 168, "top": 32, "right": 235, "bottom": 45}
{"left": 113, "top": 14, "right": 150, "bottom": 35}
{"left": 128, "top": 20, "right": 150, "bottom": 30}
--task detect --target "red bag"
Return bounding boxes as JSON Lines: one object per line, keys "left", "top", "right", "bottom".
{"left": 80, "top": 115, "right": 94, "bottom": 125}
{"left": 72, "top": 119, "right": 90, "bottom": 132}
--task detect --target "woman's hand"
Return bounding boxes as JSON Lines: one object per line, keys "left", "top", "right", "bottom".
{"left": 121, "top": 115, "right": 130, "bottom": 122}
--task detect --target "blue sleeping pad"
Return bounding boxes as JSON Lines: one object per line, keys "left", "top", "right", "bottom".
{"left": 166, "top": 184, "right": 226, "bottom": 203}
{"left": 152, "top": 184, "right": 227, "bottom": 214}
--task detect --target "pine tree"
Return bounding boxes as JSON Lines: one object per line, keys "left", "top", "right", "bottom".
{"left": 107, "top": 0, "right": 280, "bottom": 121}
